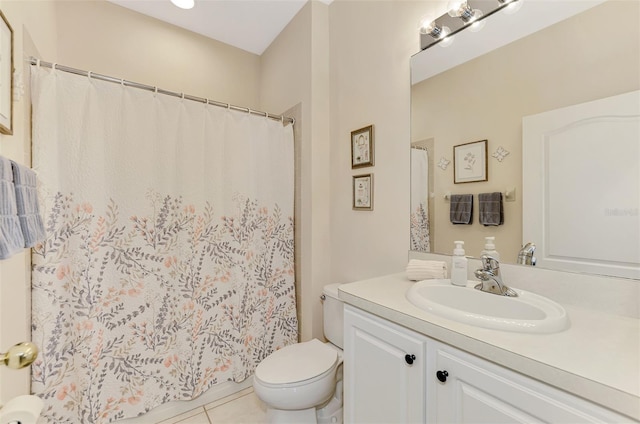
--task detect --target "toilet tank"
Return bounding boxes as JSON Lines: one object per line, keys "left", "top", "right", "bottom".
{"left": 322, "top": 283, "right": 344, "bottom": 349}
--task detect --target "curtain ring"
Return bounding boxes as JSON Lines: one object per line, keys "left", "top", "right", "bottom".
{"left": 36, "top": 59, "right": 41, "bottom": 68}
{"left": 87, "top": 71, "right": 92, "bottom": 79}
{"left": 52, "top": 63, "right": 57, "bottom": 70}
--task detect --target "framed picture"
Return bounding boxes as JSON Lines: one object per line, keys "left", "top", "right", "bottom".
{"left": 0, "top": 10, "right": 12, "bottom": 135}
{"left": 453, "top": 139, "right": 488, "bottom": 184}
{"left": 351, "top": 125, "right": 374, "bottom": 168}
{"left": 353, "top": 173, "right": 373, "bottom": 211}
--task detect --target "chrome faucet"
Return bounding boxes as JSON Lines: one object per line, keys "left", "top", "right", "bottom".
{"left": 517, "top": 242, "right": 537, "bottom": 266}
{"left": 474, "top": 255, "right": 518, "bottom": 297}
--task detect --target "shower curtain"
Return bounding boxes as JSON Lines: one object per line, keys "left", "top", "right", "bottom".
{"left": 410, "top": 148, "right": 430, "bottom": 251}
{"left": 29, "top": 66, "right": 298, "bottom": 423}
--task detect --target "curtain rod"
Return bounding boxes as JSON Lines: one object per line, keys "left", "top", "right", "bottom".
{"left": 28, "top": 57, "right": 295, "bottom": 126}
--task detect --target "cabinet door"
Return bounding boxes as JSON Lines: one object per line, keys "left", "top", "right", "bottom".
{"left": 431, "top": 342, "right": 631, "bottom": 424}
{"left": 344, "top": 305, "right": 426, "bottom": 423}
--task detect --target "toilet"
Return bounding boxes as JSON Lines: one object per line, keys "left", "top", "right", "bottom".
{"left": 253, "top": 283, "right": 344, "bottom": 424}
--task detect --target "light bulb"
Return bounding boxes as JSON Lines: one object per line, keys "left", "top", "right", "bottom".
{"left": 447, "top": 0, "right": 468, "bottom": 17}
{"left": 418, "top": 16, "right": 451, "bottom": 42}
{"left": 469, "top": 10, "right": 485, "bottom": 32}
{"left": 500, "top": 0, "right": 523, "bottom": 15}
{"left": 448, "top": 0, "right": 483, "bottom": 24}
{"left": 418, "top": 17, "right": 437, "bottom": 35}
{"left": 439, "top": 33, "right": 454, "bottom": 47}
{"left": 171, "top": 0, "right": 194, "bottom": 10}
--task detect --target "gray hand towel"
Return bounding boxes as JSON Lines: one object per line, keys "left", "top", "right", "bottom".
{"left": 450, "top": 194, "right": 473, "bottom": 224}
{"left": 10, "top": 160, "right": 46, "bottom": 247}
{"left": 479, "top": 192, "right": 504, "bottom": 226}
{"left": 0, "top": 156, "right": 26, "bottom": 259}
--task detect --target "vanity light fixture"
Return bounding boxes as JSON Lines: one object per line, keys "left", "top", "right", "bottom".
{"left": 418, "top": 17, "right": 454, "bottom": 47}
{"left": 448, "top": 0, "right": 486, "bottom": 33}
{"left": 171, "top": 0, "right": 194, "bottom": 10}
{"left": 447, "top": 0, "right": 481, "bottom": 24}
{"left": 468, "top": 10, "right": 486, "bottom": 32}
{"left": 498, "top": 0, "right": 523, "bottom": 15}
{"left": 419, "top": 0, "right": 523, "bottom": 51}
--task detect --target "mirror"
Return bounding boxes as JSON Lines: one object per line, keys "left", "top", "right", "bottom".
{"left": 410, "top": 0, "right": 640, "bottom": 278}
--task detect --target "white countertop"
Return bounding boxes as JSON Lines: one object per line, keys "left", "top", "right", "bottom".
{"left": 338, "top": 273, "right": 640, "bottom": 421}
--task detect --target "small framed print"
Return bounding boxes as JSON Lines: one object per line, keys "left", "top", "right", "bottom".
{"left": 454, "top": 139, "right": 488, "bottom": 184}
{"left": 351, "top": 125, "right": 374, "bottom": 168}
{"left": 353, "top": 173, "right": 373, "bottom": 211}
{"left": 0, "top": 10, "right": 13, "bottom": 135}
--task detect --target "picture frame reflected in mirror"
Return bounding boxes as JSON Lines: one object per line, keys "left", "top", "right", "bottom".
{"left": 453, "top": 139, "right": 487, "bottom": 184}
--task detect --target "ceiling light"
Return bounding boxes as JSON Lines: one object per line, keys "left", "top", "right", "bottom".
{"left": 171, "top": 0, "right": 194, "bottom": 10}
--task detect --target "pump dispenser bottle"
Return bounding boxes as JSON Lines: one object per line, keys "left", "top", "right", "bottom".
{"left": 481, "top": 236, "right": 500, "bottom": 261}
{"left": 450, "top": 241, "right": 468, "bottom": 287}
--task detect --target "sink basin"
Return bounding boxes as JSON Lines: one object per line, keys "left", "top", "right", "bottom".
{"left": 406, "top": 279, "right": 569, "bottom": 333}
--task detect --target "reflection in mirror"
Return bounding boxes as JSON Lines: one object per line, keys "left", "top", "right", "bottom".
{"left": 410, "top": 0, "right": 640, "bottom": 279}
{"left": 523, "top": 90, "right": 640, "bottom": 279}
{"left": 410, "top": 141, "right": 434, "bottom": 252}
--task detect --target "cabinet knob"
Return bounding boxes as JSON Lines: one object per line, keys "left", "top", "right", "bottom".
{"left": 436, "top": 370, "right": 449, "bottom": 383}
{"left": 404, "top": 354, "right": 416, "bottom": 365}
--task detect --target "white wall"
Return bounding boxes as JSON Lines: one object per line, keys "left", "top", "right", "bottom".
{"left": 0, "top": 0, "right": 58, "bottom": 404}
{"left": 328, "top": 1, "right": 435, "bottom": 284}
{"left": 55, "top": 1, "right": 261, "bottom": 108}
{"left": 260, "top": 1, "right": 331, "bottom": 342}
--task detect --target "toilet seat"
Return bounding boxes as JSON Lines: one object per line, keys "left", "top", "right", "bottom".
{"left": 255, "top": 339, "right": 338, "bottom": 387}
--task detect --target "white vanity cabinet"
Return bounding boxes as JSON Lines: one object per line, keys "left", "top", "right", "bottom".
{"left": 343, "top": 305, "right": 426, "bottom": 423}
{"left": 430, "top": 341, "right": 629, "bottom": 423}
{"left": 344, "top": 305, "right": 632, "bottom": 424}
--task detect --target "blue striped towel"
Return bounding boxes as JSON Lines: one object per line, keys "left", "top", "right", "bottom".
{"left": 0, "top": 156, "right": 26, "bottom": 259}
{"left": 10, "top": 159, "right": 46, "bottom": 248}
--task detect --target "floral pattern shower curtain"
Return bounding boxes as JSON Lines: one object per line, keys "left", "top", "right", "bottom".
{"left": 29, "top": 66, "right": 298, "bottom": 423}
{"left": 410, "top": 148, "right": 430, "bottom": 251}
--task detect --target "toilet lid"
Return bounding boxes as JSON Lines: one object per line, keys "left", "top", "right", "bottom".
{"left": 255, "top": 339, "right": 337, "bottom": 385}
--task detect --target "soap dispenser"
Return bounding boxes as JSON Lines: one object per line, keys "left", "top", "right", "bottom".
{"left": 481, "top": 236, "right": 500, "bottom": 261}
{"left": 450, "top": 241, "right": 468, "bottom": 287}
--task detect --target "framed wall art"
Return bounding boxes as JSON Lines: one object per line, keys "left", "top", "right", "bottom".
{"left": 351, "top": 125, "right": 374, "bottom": 168}
{"left": 0, "top": 10, "right": 12, "bottom": 135}
{"left": 453, "top": 139, "right": 487, "bottom": 184}
{"left": 353, "top": 173, "right": 373, "bottom": 211}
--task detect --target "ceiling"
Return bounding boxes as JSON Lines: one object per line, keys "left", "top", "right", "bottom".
{"left": 107, "top": 0, "right": 312, "bottom": 55}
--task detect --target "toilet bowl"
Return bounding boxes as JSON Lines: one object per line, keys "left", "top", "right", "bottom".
{"left": 253, "top": 283, "right": 344, "bottom": 424}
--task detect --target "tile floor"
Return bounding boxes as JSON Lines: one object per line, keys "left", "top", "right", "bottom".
{"left": 155, "top": 388, "right": 267, "bottom": 424}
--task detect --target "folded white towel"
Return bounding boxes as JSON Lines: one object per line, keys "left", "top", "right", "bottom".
{"left": 406, "top": 259, "right": 448, "bottom": 281}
